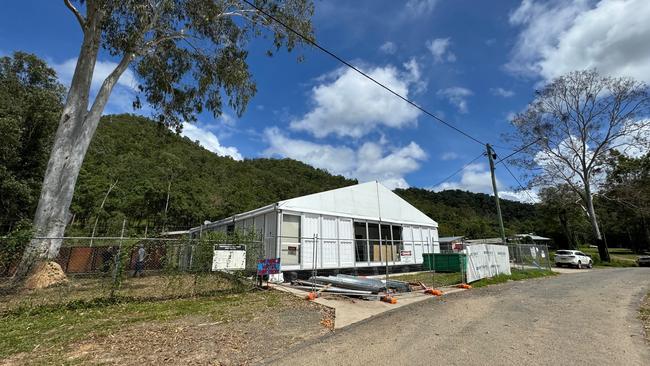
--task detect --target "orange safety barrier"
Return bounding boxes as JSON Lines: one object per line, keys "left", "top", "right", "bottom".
{"left": 424, "top": 288, "right": 443, "bottom": 296}
{"left": 456, "top": 283, "right": 472, "bottom": 289}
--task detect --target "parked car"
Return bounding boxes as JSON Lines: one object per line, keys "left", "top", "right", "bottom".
{"left": 637, "top": 256, "right": 650, "bottom": 267}
{"left": 555, "top": 250, "right": 593, "bottom": 269}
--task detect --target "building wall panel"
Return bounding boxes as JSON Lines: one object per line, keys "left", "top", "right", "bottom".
{"left": 338, "top": 218, "right": 355, "bottom": 267}
{"left": 321, "top": 216, "right": 338, "bottom": 268}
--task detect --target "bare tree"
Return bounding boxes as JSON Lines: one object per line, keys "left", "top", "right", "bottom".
{"left": 510, "top": 70, "right": 650, "bottom": 262}
{"left": 14, "top": 0, "right": 314, "bottom": 282}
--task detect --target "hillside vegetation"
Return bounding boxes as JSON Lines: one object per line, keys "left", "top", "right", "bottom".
{"left": 69, "top": 114, "right": 355, "bottom": 234}
{"left": 395, "top": 188, "right": 538, "bottom": 238}
{"left": 68, "top": 114, "right": 541, "bottom": 237}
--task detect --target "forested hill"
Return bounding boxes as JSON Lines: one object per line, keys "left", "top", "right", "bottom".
{"left": 394, "top": 188, "right": 538, "bottom": 238}
{"left": 69, "top": 114, "right": 538, "bottom": 237}
{"left": 71, "top": 114, "right": 356, "bottom": 232}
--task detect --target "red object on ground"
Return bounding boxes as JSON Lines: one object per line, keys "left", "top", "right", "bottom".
{"left": 424, "top": 288, "right": 443, "bottom": 296}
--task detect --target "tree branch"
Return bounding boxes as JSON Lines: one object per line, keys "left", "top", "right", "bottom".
{"left": 64, "top": 0, "right": 86, "bottom": 29}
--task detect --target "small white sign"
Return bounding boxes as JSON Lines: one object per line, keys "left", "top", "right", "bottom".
{"left": 212, "top": 244, "right": 246, "bottom": 271}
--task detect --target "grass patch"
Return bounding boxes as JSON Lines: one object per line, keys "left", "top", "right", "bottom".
{"left": 470, "top": 269, "right": 557, "bottom": 288}
{"left": 390, "top": 271, "right": 464, "bottom": 288}
{"left": 0, "top": 290, "right": 287, "bottom": 361}
{"left": 0, "top": 272, "right": 246, "bottom": 314}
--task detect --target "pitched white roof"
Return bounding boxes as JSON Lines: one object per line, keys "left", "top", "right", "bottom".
{"left": 278, "top": 181, "right": 437, "bottom": 227}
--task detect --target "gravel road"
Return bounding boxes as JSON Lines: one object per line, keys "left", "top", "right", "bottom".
{"left": 266, "top": 268, "right": 650, "bottom": 366}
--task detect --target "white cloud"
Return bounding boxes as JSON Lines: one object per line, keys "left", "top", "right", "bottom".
{"left": 490, "top": 87, "right": 515, "bottom": 98}
{"left": 437, "top": 87, "right": 473, "bottom": 113}
{"left": 264, "top": 128, "right": 427, "bottom": 189}
{"left": 181, "top": 123, "right": 243, "bottom": 160}
{"left": 290, "top": 61, "right": 423, "bottom": 138}
{"left": 379, "top": 41, "right": 397, "bottom": 54}
{"left": 53, "top": 58, "right": 138, "bottom": 91}
{"left": 426, "top": 38, "right": 456, "bottom": 63}
{"left": 441, "top": 152, "right": 459, "bottom": 161}
{"left": 404, "top": 0, "right": 439, "bottom": 17}
{"left": 431, "top": 163, "right": 538, "bottom": 203}
{"left": 508, "top": 0, "right": 650, "bottom": 83}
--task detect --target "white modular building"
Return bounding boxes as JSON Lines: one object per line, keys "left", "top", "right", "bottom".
{"left": 189, "top": 181, "right": 440, "bottom": 272}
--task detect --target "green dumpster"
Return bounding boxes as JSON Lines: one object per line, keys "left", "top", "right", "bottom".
{"left": 422, "top": 253, "right": 466, "bottom": 272}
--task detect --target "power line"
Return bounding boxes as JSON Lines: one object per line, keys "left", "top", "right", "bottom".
{"left": 430, "top": 152, "right": 486, "bottom": 188}
{"left": 495, "top": 138, "right": 542, "bottom": 165}
{"left": 240, "top": 0, "right": 486, "bottom": 146}
{"left": 500, "top": 160, "right": 537, "bottom": 203}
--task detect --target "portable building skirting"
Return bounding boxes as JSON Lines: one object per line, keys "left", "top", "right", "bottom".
{"left": 188, "top": 181, "right": 440, "bottom": 272}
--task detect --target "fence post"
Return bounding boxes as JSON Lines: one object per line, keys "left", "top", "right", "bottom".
{"left": 545, "top": 243, "right": 552, "bottom": 271}
{"left": 111, "top": 219, "right": 127, "bottom": 298}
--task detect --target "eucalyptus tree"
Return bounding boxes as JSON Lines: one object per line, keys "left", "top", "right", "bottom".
{"left": 510, "top": 70, "right": 650, "bottom": 262}
{"left": 15, "top": 0, "right": 314, "bottom": 280}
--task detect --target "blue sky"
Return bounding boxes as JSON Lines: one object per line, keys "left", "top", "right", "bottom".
{"left": 2, "top": 0, "right": 650, "bottom": 201}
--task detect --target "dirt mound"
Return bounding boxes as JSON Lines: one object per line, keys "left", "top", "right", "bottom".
{"left": 23, "top": 261, "right": 68, "bottom": 289}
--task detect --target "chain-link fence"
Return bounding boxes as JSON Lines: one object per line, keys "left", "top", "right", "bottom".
{"left": 0, "top": 230, "right": 265, "bottom": 312}
{"left": 505, "top": 243, "right": 553, "bottom": 271}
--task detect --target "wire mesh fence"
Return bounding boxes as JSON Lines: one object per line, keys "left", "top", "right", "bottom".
{"left": 505, "top": 243, "right": 553, "bottom": 271}
{"left": 0, "top": 231, "right": 266, "bottom": 312}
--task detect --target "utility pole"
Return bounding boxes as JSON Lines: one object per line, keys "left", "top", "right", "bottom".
{"left": 486, "top": 144, "right": 507, "bottom": 245}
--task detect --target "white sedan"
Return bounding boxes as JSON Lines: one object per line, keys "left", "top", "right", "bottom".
{"left": 555, "top": 250, "right": 593, "bottom": 269}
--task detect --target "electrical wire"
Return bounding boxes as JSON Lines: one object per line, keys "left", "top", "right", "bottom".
{"left": 240, "top": 0, "right": 486, "bottom": 146}
{"left": 430, "top": 152, "right": 486, "bottom": 188}
{"left": 500, "top": 160, "right": 537, "bottom": 203}
{"left": 495, "top": 138, "right": 542, "bottom": 165}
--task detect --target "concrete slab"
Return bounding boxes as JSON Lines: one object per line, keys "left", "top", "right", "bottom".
{"left": 271, "top": 283, "right": 466, "bottom": 329}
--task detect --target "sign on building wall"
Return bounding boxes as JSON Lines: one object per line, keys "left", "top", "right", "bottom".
{"left": 212, "top": 244, "right": 246, "bottom": 271}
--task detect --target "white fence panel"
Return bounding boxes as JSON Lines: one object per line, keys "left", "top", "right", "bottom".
{"left": 465, "top": 244, "right": 511, "bottom": 283}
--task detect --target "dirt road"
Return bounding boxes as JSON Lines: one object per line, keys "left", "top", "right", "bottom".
{"left": 267, "top": 268, "right": 650, "bottom": 366}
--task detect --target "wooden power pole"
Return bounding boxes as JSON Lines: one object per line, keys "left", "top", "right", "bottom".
{"left": 486, "top": 144, "right": 507, "bottom": 245}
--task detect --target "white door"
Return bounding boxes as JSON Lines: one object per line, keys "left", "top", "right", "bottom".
{"left": 402, "top": 225, "right": 415, "bottom": 264}
{"left": 338, "top": 218, "right": 355, "bottom": 267}
{"left": 301, "top": 214, "right": 320, "bottom": 269}
{"left": 321, "top": 216, "right": 338, "bottom": 268}
{"left": 412, "top": 227, "right": 423, "bottom": 264}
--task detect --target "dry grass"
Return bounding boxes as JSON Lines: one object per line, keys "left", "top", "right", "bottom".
{"left": 641, "top": 292, "right": 650, "bottom": 345}
{"left": 0, "top": 288, "right": 332, "bottom": 365}
{"left": 0, "top": 273, "right": 243, "bottom": 314}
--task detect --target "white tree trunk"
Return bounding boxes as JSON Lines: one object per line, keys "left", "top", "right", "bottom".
{"left": 14, "top": 11, "right": 134, "bottom": 279}
{"left": 583, "top": 184, "right": 610, "bottom": 262}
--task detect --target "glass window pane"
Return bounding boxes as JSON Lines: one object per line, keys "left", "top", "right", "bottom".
{"left": 354, "top": 221, "right": 368, "bottom": 262}
{"left": 281, "top": 215, "right": 300, "bottom": 265}
{"left": 368, "top": 223, "right": 380, "bottom": 262}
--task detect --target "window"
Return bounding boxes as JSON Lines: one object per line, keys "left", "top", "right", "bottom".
{"left": 281, "top": 215, "right": 300, "bottom": 265}
{"left": 380, "top": 224, "right": 394, "bottom": 262}
{"left": 354, "top": 221, "right": 368, "bottom": 262}
{"left": 368, "top": 223, "right": 380, "bottom": 262}
{"left": 392, "top": 225, "right": 403, "bottom": 260}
